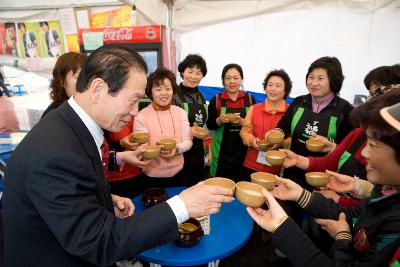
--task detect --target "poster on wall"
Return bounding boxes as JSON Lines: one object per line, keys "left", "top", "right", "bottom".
{"left": 90, "top": 6, "right": 131, "bottom": 28}
{"left": 59, "top": 8, "right": 78, "bottom": 35}
{"left": 5, "top": 23, "right": 18, "bottom": 55}
{"left": 0, "top": 23, "right": 17, "bottom": 55}
{"left": 0, "top": 23, "right": 5, "bottom": 54}
{"left": 38, "top": 20, "right": 65, "bottom": 57}
{"left": 66, "top": 34, "right": 79, "bottom": 52}
{"left": 17, "top": 22, "right": 41, "bottom": 58}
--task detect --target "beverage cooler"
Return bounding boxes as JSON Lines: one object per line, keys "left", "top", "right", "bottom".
{"left": 78, "top": 25, "right": 175, "bottom": 75}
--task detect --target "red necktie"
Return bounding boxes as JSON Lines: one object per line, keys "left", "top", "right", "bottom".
{"left": 101, "top": 138, "right": 109, "bottom": 177}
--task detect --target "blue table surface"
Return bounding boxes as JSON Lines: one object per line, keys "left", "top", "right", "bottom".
{"left": 0, "top": 132, "right": 26, "bottom": 161}
{"left": 0, "top": 144, "right": 15, "bottom": 154}
{"left": 133, "top": 187, "right": 254, "bottom": 266}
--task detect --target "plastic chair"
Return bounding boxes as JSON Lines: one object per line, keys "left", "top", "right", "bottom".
{"left": 13, "top": 84, "right": 27, "bottom": 96}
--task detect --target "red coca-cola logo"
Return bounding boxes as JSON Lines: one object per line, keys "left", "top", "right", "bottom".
{"left": 103, "top": 28, "right": 133, "bottom": 41}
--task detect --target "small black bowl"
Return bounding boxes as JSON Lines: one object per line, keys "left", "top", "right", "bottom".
{"left": 141, "top": 188, "right": 168, "bottom": 209}
{"left": 176, "top": 218, "right": 204, "bottom": 247}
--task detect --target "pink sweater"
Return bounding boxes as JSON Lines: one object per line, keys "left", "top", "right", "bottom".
{"left": 134, "top": 104, "right": 192, "bottom": 177}
{"left": 0, "top": 96, "right": 19, "bottom": 133}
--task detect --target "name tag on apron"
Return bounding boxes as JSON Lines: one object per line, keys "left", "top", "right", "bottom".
{"left": 256, "top": 151, "right": 271, "bottom": 166}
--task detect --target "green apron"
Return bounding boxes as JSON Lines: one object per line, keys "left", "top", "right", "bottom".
{"left": 181, "top": 100, "right": 208, "bottom": 185}
{"left": 210, "top": 94, "right": 251, "bottom": 182}
{"left": 285, "top": 107, "right": 338, "bottom": 189}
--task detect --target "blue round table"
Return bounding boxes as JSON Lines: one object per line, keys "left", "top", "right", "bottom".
{"left": 0, "top": 132, "right": 27, "bottom": 163}
{"left": 133, "top": 187, "right": 254, "bottom": 266}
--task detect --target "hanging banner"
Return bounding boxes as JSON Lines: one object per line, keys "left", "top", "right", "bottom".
{"left": 78, "top": 25, "right": 161, "bottom": 45}
{"left": 38, "top": 20, "right": 65, "bottom": 57}
{"left": 90, "top": 6, "right": 132, "bottom": 28}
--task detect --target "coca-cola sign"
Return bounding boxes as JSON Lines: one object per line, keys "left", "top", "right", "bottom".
{"left": 103, "top": 28, "right": 133, "bottom": 42}
{"left": 78, "top": 25, "right": 161, "bottom": 45}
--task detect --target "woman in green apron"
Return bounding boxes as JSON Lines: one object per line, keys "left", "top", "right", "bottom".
{"left": 280, "top": 74, "right": 400, "bottom": 204}
{"left": 207, "top": 63, "right": 256, "bottom": 182}
{"left": 276, "top": 56, "right": 354, "bottom": 190}
{"left": 172, "top": 54, "right": 208, "bottom": 186}
{"left": 279, "top": 83, "right": 400, "bottom": 254}
{"left": 246, "top": 88, "right": 400, "bottom": 267}
{"left": 273, "top": 56, "right": 354, "bottom": 227}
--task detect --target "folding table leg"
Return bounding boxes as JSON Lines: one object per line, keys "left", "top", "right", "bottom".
{"left": 208, "top": 260, "right": 219, "bottom": 267}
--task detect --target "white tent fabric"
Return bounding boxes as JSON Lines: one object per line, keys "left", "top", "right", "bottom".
{"left": 136, "top": 0, "right": 400, "bottom": 33}
{"left": 178, "top": 5, "right": 400, "bottom": 101}
{"left": 135, "top": 0, "right": 400, "bottom": 102}
{"left": 0, "top": 0, "right": 133, "bottom": 10}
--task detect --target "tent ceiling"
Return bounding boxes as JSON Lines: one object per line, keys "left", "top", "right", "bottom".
{"left": 1, "top": 0, "right": 399, "bottom": 29}
{"left": 136, "top": 0, "right": 400, "bottom": 32}
{"left": 0, "top": 0, "right": 133, "bottom": 10}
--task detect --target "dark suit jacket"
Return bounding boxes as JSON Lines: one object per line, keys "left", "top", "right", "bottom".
{"left": 4, "top": 102, "right": 179, "bottom": 267}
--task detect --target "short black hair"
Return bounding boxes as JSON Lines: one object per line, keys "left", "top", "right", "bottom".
{"left": 76, "top": 44, "right": 147, "bottom": 96}
{"left": 145, "top": 67, "right": 178, "bottom": 100}
{"left": 17, "top": 23, "right": 26, "bottom": 30}
{"left": 178, "top": 54, "right": 207, "bottom": 78}
{"left": 262, "top": 69, "right": 292, "bottom": 99}
{"left": 306, "top": 56, "right": 344, "bottom": 94}
{"left": 363, "top": 65, "right": 400, "bottom": 90}
{"left": 39, "top": 21, "right": 49, "bottom": 27}
{"left": 221, "top": 63, "right": 243, "bottom": 86}
{"left": 351, "top": 88, "right": 400, "bottom": 163}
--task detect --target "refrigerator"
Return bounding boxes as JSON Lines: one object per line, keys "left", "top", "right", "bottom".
{"left": 78, "top": 25, "right": 175, "bottom": 75}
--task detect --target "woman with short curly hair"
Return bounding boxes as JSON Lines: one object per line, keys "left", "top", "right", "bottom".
{"left": 134, "top": 67, "right": 192, "bottom": 189}
{"left": 240, "top": 69, "right": 292, "bottom": 179}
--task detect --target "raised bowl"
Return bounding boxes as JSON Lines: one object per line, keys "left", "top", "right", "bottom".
{"left": 306, "top": 138, "right": 325, "bottom": 152}
{"left": 305, "top": 172, "right": 331, "bottom": 188}
{"left": 266, "top": 130, "right": 285, "bottom": 144}
{"left": 235, "top": 181, "right": 266, "bottom": 208}
{"left": 250, "top": 172, "right": 276, "bottom": 191}
{"left": 204, "top": 177, "right": 236, "bottom": 196}
{"left": 265, "top": 150, "right": 286, "bottom": 166}
{"left": 143, "top": 145, "right": 161, "bottom": 160}
{"left": 159, "top": 138, "right": 177, "bottom": 151}
{"left": 194, "top": 127, "right": 209, "bottom": 139}
{"left": 141, "top": 188, "right": 168, "bottom": 208}
{"left": 225, "top": 113, "right": 240, "bottom": 122}
{"left": 256, "top": 139, "right": 270, "bottom": 151}
{"left": 131, "top": 132, "right": 149, "bottom": 144}
{"left": 176, "top": 218, "right": 204, "bottom": 247}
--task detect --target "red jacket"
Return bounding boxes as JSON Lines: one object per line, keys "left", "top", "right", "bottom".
{"left": 242, "top": 102, "right": 288, "bottom": 173}
{"left": 307, "top": 128, "right": 366, "bottom": 173}
{"left": 107, "top": 119, "right": 141, "bottom": 182}
{"left": 308, "top": 128, "right": 366, "bottom": 207}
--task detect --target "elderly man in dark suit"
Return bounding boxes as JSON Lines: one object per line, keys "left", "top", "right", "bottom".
{"left": 3, "top": 45, "right": 233, "bottom": 267}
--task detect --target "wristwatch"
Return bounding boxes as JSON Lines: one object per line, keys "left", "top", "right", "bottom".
{"left": 108, "top": 150, "right": 118, "bottom": 172}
